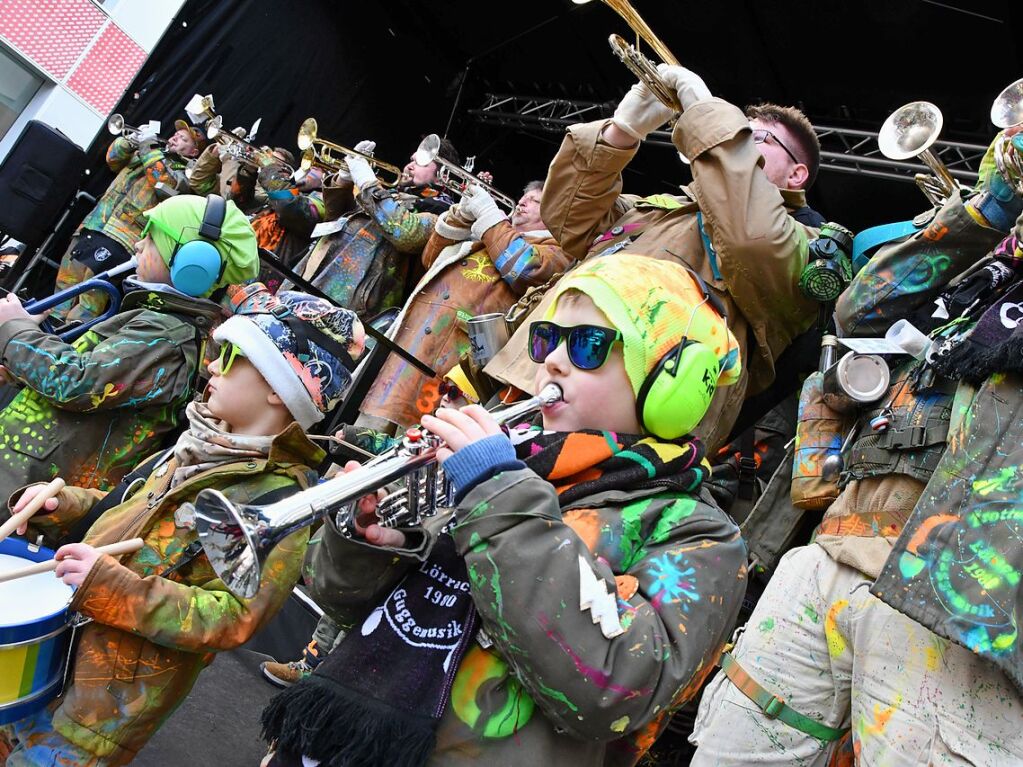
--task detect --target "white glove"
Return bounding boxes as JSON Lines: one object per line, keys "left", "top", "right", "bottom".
{"left": 659, "top": 64, "right": 712, "bottom": 111}
{"left": 461, "top": 185, "right": 507, "bottom": 239}
{"left": 344, "top": 139, "right": 378, "bottom": 188}
{"left": 434, "top": 209, "right": 472, "bottom": 242}
{"left": 611, "top": 77, "right": 674, "bottom": 141}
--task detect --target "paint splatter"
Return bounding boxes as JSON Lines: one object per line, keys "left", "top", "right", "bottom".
{"left": 825, "top": 600, "right": 850, "bottom": 658}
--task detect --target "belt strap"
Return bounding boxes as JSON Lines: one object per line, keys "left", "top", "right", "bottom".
{"left": 719, "top": 651, "right": 849, "bottom": 742}
{"left": 851, "top": 220, "right": 919, "bottom": 274}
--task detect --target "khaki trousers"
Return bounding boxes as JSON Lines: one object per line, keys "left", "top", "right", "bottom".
{"left": 689, "top": 543, "right": 1023, "bottom": 766}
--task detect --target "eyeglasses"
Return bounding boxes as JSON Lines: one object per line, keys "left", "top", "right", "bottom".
{"left": 751, "top": 128, "right": 801, "bottom": 167}
{"left": 215, "top": 341, "right": 246, "bottom": 375}
{"left": 528, "top": 321, "right": 622, "bottom": 371}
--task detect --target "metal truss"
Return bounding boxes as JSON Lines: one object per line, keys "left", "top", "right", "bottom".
{"left": 470, "top": 94, "right": 989, "bottom": 185}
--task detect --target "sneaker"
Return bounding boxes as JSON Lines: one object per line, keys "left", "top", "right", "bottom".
{"left": 260, "top": 658, "right": 312, "bottom": 688}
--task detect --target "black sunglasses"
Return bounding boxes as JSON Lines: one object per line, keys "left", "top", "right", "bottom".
{"left": 528, "top": 321, "right": 622, "bottom": 370}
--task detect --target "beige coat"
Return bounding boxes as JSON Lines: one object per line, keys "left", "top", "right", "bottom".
{"left": 484, "top": 99, "right": 818, "bottom": 451}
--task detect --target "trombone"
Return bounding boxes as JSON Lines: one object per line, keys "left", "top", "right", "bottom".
{"left": 573, "top": 0, "right": 682, "bottom": 113}
{"left": 296, "top": 118, "right": 403, "bottom": 187}
{"left": 22, "top": 258, "right": 137, "bottom": 342}
{"left": 878, "top": 101, "right": 961, "bottom": 207}
{"left": 414, "top": 134, "right": 517, "bottom": 210}
{"left": 107, "top": 114, "right": 166, "bottom": 147}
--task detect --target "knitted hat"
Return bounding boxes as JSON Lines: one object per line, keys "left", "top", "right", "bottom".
{"left": 142, "top": 194, "right": 259, "bottom": 294}
{"left": 214, "top": 283, "right": 363, "bottom": 428}
{"left": 545, "top": 254, "right": 741, "bottom": 395}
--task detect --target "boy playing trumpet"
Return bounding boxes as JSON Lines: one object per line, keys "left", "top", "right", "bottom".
{"left": 261, "top": 254, "right": 748, "bottom": 767}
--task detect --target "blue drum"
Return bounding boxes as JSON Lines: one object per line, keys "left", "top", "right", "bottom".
{"left": 0, "top": 538, "right": 74, "bottom": 724}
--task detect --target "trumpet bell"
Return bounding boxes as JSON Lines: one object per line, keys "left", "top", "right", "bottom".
{"left": 194, "top": 491, "right": 264, "bottom": 599}
{"left": 878, "top": 101, "right": 943, "bottom": 160}
{"left": 206, "top": 114, "right": 224, "bottom": 141}
{"left": 297, "top": 118, "right": 318, "bottom": 151}
{"left": 992, "top": 78, "right": 1023, "bottom": 129}
{"left": 107, "top": 114, "right": 125, "bottom": 136}
{"left": 415, "top": 133, "right": 441, "bottom": 166}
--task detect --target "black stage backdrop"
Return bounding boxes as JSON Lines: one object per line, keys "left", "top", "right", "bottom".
{"left": 35, "top": 0, "right": 1021, "bottom": 280}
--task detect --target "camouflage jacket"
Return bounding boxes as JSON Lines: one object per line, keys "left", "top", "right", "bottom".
{"left": 820, "top": 192, "right": 1007, "bottom": 577}
{"left": 5, "top": 423, "right": 322, "bottom": 764}
{"left": 80, "top": 137, "right": 191, "bottom": 252}
{"left": 306, "top": 468, "right": 747, "bottom": 766}
{"left": 290, "top": 182, "right": 449, "bottom": 318}
{"left": 0, "top": 287, "right": 219, "bottom": 500}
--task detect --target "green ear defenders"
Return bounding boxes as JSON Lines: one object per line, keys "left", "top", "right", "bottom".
{"left": 634, "top": 272, "right": 727, "bottom": 440}
{"left": 168, "top": 194, "right": 226, "bottom": 296}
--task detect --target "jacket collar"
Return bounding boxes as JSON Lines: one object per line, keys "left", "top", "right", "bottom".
{"left": 267, "top": 421, "right": 326, "bottom": 467}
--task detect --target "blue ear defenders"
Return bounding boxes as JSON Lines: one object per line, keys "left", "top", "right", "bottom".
{"left": 169, "top": 194, "right": 226, "bottom": 297}
{"left": 634, "top": 271, "right": 728, "bottom": 440}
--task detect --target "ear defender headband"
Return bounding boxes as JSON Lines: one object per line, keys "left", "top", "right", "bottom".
{"left": 635, "top": 271, "right": 728, "bottom": 440}
{"left": 168, "top": 194, "right": 227, "bottom": 296}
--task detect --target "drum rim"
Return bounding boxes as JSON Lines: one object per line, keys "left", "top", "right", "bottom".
{"left": 0, "top": 538, "right": 73, "bottom": 641}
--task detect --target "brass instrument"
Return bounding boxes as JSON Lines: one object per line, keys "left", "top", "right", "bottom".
{"left": 195, "top": 384, "right": 563, "bottom": 598}
{"left": 573, "top": 0, "right": 682, "bottom": 112}
{"left": 24, "top": 257, "right": 137, "bottom": 342}
{"left": 991, "top": 78, "right": 1023, "bottom": 196}
{"left": 207, "top": 115, "right": 280, "bottom": 170}
{"left": 414, "top": 134, "right": 517, "bottom": 210}
{"left": 878, "top": 101, "right": 961, "bottom": 207}
{"left": 107, "top": 114, "right": 166, "bottom": 146}
{"left": 296, "top": 118, "right": 403, "bottom": 187}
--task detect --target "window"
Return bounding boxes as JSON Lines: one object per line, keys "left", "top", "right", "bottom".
{"left": 0, "top": 47, "right": 44, "bottom": 141}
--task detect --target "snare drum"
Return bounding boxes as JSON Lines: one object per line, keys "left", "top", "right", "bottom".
{"left": 0, "top": 538, "right": 74, "bottom": 725}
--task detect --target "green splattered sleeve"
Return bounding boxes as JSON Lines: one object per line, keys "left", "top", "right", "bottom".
{"left": 451, "top": 468, "right": 747, "bottom": 741}
{"left": 0, "top": 311, "right": 197, "bottom": 413}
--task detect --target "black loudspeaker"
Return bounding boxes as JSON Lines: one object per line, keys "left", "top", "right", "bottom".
{"left": 0, "top": 120, "right": 86, "bottom": 246}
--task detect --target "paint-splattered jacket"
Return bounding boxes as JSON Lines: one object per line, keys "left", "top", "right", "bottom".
{"left": 289, "top": 181, "right": 450, "bottom": 318}
{"left": 360, "top": 220, "right": 574, "bottom": 428}
{"left": 821, "top": 192, "right": 1007, "bottom": 578}
{"left": 80, "top": 137, "right": 191, "bottom": 253}
{"left": 306, "top": 469, "right": 746, "bottom": 766}
{"left": 0, "top": 287, "right": 219, "bottom": 501}
{"left": 483, "top": 101, "right": 818, "bottom": 453}
{"left": 7, "top": 423, "right": 321, "bottom": 764}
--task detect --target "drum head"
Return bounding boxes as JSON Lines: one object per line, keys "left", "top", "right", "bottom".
{"left": 0, "top": 539, "right": 73, "bottom": 628}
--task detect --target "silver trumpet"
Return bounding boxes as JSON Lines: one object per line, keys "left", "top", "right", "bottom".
{"left": 991, "top": 78, "right": 1023, "bottom": 196}
{"left": 878, "top": 101, "right": 961, "bottom": 207}
{"left": 414, "top": 134, "right": 517, "bottom": 210}
{"left": 194, "top": 384, "right": 563, "bottom": 598}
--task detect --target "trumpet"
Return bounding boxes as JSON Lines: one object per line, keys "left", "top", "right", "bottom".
{"left": 991, "top": 78, "right": 1023, "bottom": 196}
{"left": 206, "top": 115, "right": 279, "bottom": 170}
{"left": 574, "top": 0, "right": 682, "bottom": 112}
{"left": 25, "top": 257, "right": 137, "bottom": 342}
{"left": 194, "top": 384, "right": 563, "bottom": 598}
{"left": 414, "top": 134, "right": 517, "bottom": 210}
{"left": 878, "top": 101, "right": 961, "bottom": 207}
{"left": 107, "top": 114, "right": 166, "bottom": 147}
{"left": 295, "top": 118, "right": 404, "bottom": 187}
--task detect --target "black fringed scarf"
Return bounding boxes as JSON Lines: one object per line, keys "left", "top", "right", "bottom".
{"left": 261, "top": 427, "right": 706, "bottom": 767}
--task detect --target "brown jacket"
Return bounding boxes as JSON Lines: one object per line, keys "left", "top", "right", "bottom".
{"left": 360, "top": 218, "right": 573, "bottom": 428}
{"left": 484, "top": 100, "right": 817, "bottom": 451}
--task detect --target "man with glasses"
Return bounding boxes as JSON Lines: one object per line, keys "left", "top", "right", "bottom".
{"left": 484, "top": 67, "right": 823, "bottom": 453}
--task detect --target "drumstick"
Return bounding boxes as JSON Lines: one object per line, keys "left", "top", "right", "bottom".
{"left": 0, "top": 538, "right": 145, "bottom": 583}
{"left": 0, "top": 478, "right": 65, "bottom": 543}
